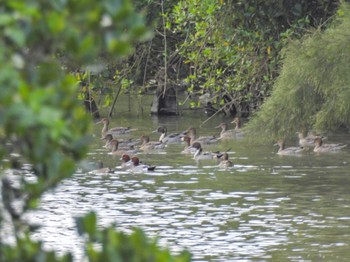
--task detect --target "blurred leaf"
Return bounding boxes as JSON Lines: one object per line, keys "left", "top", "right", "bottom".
{"left": 76, "top": 212, "right": 97, "bottom": 239}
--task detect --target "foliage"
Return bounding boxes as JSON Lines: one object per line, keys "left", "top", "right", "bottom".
{"left": 83, "top": 0, "right": 182, "bottom": 116}
{"left": 76, "top": 212, "right": 191, "bottom": 262}
{"left": 78, "top": 1, "right": 339, "bottom": 118}
{"left": 1, "top": 231, "right": 73, "bottom": 262}
{"left": 169, "top": 0, "right": 339, "bottom": 116}
{"left": 244, "top": 1, "right": 350, "bottom": 142}
{"left": 0, "top": 1, "right": 186, "bottom": 261}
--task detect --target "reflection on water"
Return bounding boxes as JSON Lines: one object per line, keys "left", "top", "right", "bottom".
{"left": 27, "top": 110, "right": 350, "bottom": 261}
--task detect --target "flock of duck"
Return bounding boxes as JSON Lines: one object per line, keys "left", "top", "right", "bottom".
{"left": 90, "top": 117, "right": 245, "bottom": 173}
{"left": 275, "top": 132, "right": 347, "bottom": 155}
{"left": 90, "top": 117, "right": 347, "bottom": 174}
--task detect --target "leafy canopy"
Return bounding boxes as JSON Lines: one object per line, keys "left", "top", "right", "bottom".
{"left": 0, "top": 1, "right": 189, "bottom": 261}
{"left": 245, "top": 2, "right": 350, "bottom": 142}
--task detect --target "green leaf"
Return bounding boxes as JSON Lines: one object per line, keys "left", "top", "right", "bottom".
{"left": 76, "top": 212, "right": 97, "bottom": 239}
{"left": 4, "top": 27, "right": 26, "bottom": 47}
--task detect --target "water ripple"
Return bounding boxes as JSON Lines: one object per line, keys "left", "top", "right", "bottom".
{"left": 24, "top": 133, "right": 350, "bottom": 261}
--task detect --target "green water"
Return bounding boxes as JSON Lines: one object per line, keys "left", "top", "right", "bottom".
{"left": 29, "top": 96, "right": 350, "bottom": 261}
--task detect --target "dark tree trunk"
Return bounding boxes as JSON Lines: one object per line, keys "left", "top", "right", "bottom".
{"left": 84, "top": 91, "right": 100, "bottom": 119}
{"left": 150, "top": 68, "right": 178, "bottom": 115}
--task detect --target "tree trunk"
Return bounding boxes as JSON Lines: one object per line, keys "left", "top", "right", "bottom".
{"left": 84, "top": 91, "right": 100, "bottom": 119}
{"left": 150, "top": 68, "right": 178, "bottom": 115}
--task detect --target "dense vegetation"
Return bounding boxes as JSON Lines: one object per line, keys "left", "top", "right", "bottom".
{"left": 88, "top": 0, "right": 340, "bottom": 117}
{"left": 245, "top": 2, "right": 350, "bottom": 141}
{"left": 0, "top": 1, "right": 189, "bottom": 261}
{"left": 1, "top": 0, "right": 349, "bottom": 261}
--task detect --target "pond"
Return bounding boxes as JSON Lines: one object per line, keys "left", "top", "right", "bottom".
{"left": 28, "top": 100, "right": 350, "bottom": 261}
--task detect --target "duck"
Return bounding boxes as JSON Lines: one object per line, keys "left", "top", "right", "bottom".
{"left": 102, "top": 134, "right": 140, "bottom": 150}
{"left": 185, "top": 127, "right": 219, "bottom": 145}
{"left": 231, "top": 117, "right": 245, "bottom": 138}
{"left": 153, "top": 126, "right": 183, "bottom": 144}
{"left": 191, "top": 142, "right": 223, "bottom": 161}
{"left": 102, "top": 134, "right": 114, "bottom": 149}
{"left": 313, "top": 137, "right": 347, "bottom": 153}
{"left": 218, "top": 152, "right": 234, "bottom": 168}
{"left": 140, "top": 135, "right": 166, "bottom": 151}
{"left": 109, "top": 139, "right": 139, "bottom": 156}
{"left": 130, "top": 156, "right": 156, "bottom": 172}
{"left": 97, "top": 118, "right": 137, "bottom": 138}
{"left": 296, "top": 131, "right": 317, "bottom": 148}
{"left": 215, "top": 123, "right": 236, "bottom": 139}
{"left": 120, "top": 154, "right": 133, "bottom": 170}
{"left": 274, "top": 140, "right": 306, "bottom": 155}
{"left": 88, "top": 161, "right": 114, "bottom": 174}
{"left": 181, "top": 135, "right": 197, "bottom": 154}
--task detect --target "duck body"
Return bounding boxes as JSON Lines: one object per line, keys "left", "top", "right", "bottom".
{"left": 215, "top": 123, "right": 236, "bottom": 140}
{"left": 109, "top": 139, "right": 139, "bottom": 156}
{"left": 102, "top": 134, "right": 138, "bottom": 150}
{"left": 186, "top": 127, "right": 219, "bottom": 145}
{"left": 313, "top": 138, "right": 347, "bottom": 153}
{"left": 140, "top": 135, "right": 166, "bottom": 151}
{"left": 120, "top": 154, "right": 133, "bottom": 170}
{"left": 130, "top": 156, "right": 156, "bottom": 172}
{"left": 97, "top": 118, "right": 137, "bottom": 138}
{"left": 296, "top": 131, "right": 317, "bottom": 148}
{"left": 102, "top": 134, "right": 114, "bottom": 149}
{"left": 192, "top": 142, "right": 222, "bottom": 161}
{"left": 274, "top": 141, "right": 306, "bottom": 155}
{"left": 88, "top": 161, "right": 114, "bottom": 174}
{"left": 181, "top": 135, "right": 197, "bottom": 154}
{"left": 155, "top": 126, "right": 183, "bottom": 144}
{"left": 231, "top": 117, "right": 245, "bottom": 138}
{"left": 218, "top": 152, "right": 234, "bottom": 168}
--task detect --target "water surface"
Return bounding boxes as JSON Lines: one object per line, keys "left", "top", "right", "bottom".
{"left": 28, "top": 107, "right": 350, "bottom": 261}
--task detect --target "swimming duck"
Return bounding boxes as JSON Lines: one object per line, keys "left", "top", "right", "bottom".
{"left": 109, "top": 139, "right": 139, "bottom": 156}
{"left": 296, "top": 131, "right": 317, "bottom": 148}
{"left": 120, "top": 154, "right": 133, "bottom": 170}
{"left": 102, "top": 134, "right": 114, "bottom": 149}
{"left": 231, "top": 117, "right": 245, "bottom": 138}
{"left": 97, "top": 118, "right": 137, "bottom": 138}
{"left": 274, "top": 140, "right": 306, "bottom": 155}
{"left": 185, "top": 127, "right": 219, "bottom": 145}
{"left": 102, "top": 134, "right": 140, "bottom": 150}
{"left": 130, "top": 156, "right": 156, "bottom": 172}
{"left": 313, "top": 137, "right": 347, "bottom": 153}
{"left": 215, "top": 123, "right": 236, "bottom": 139}
{"left": 181, "top": 135, "right": 197, "bottom": 154}
{"left": 218, "top": 152, "right": 234, "bottom": 168}
{"left": 191, "top": 142, "right": 222, "bottom": 161}
{"left": 140, "top": 135, "right": 166, "bottom": 151}
{"left": 154, "top": 126, "right": 183, "bottom": 144}
{"left": 88, "top": 161, "right": 114, "bottom": 174}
